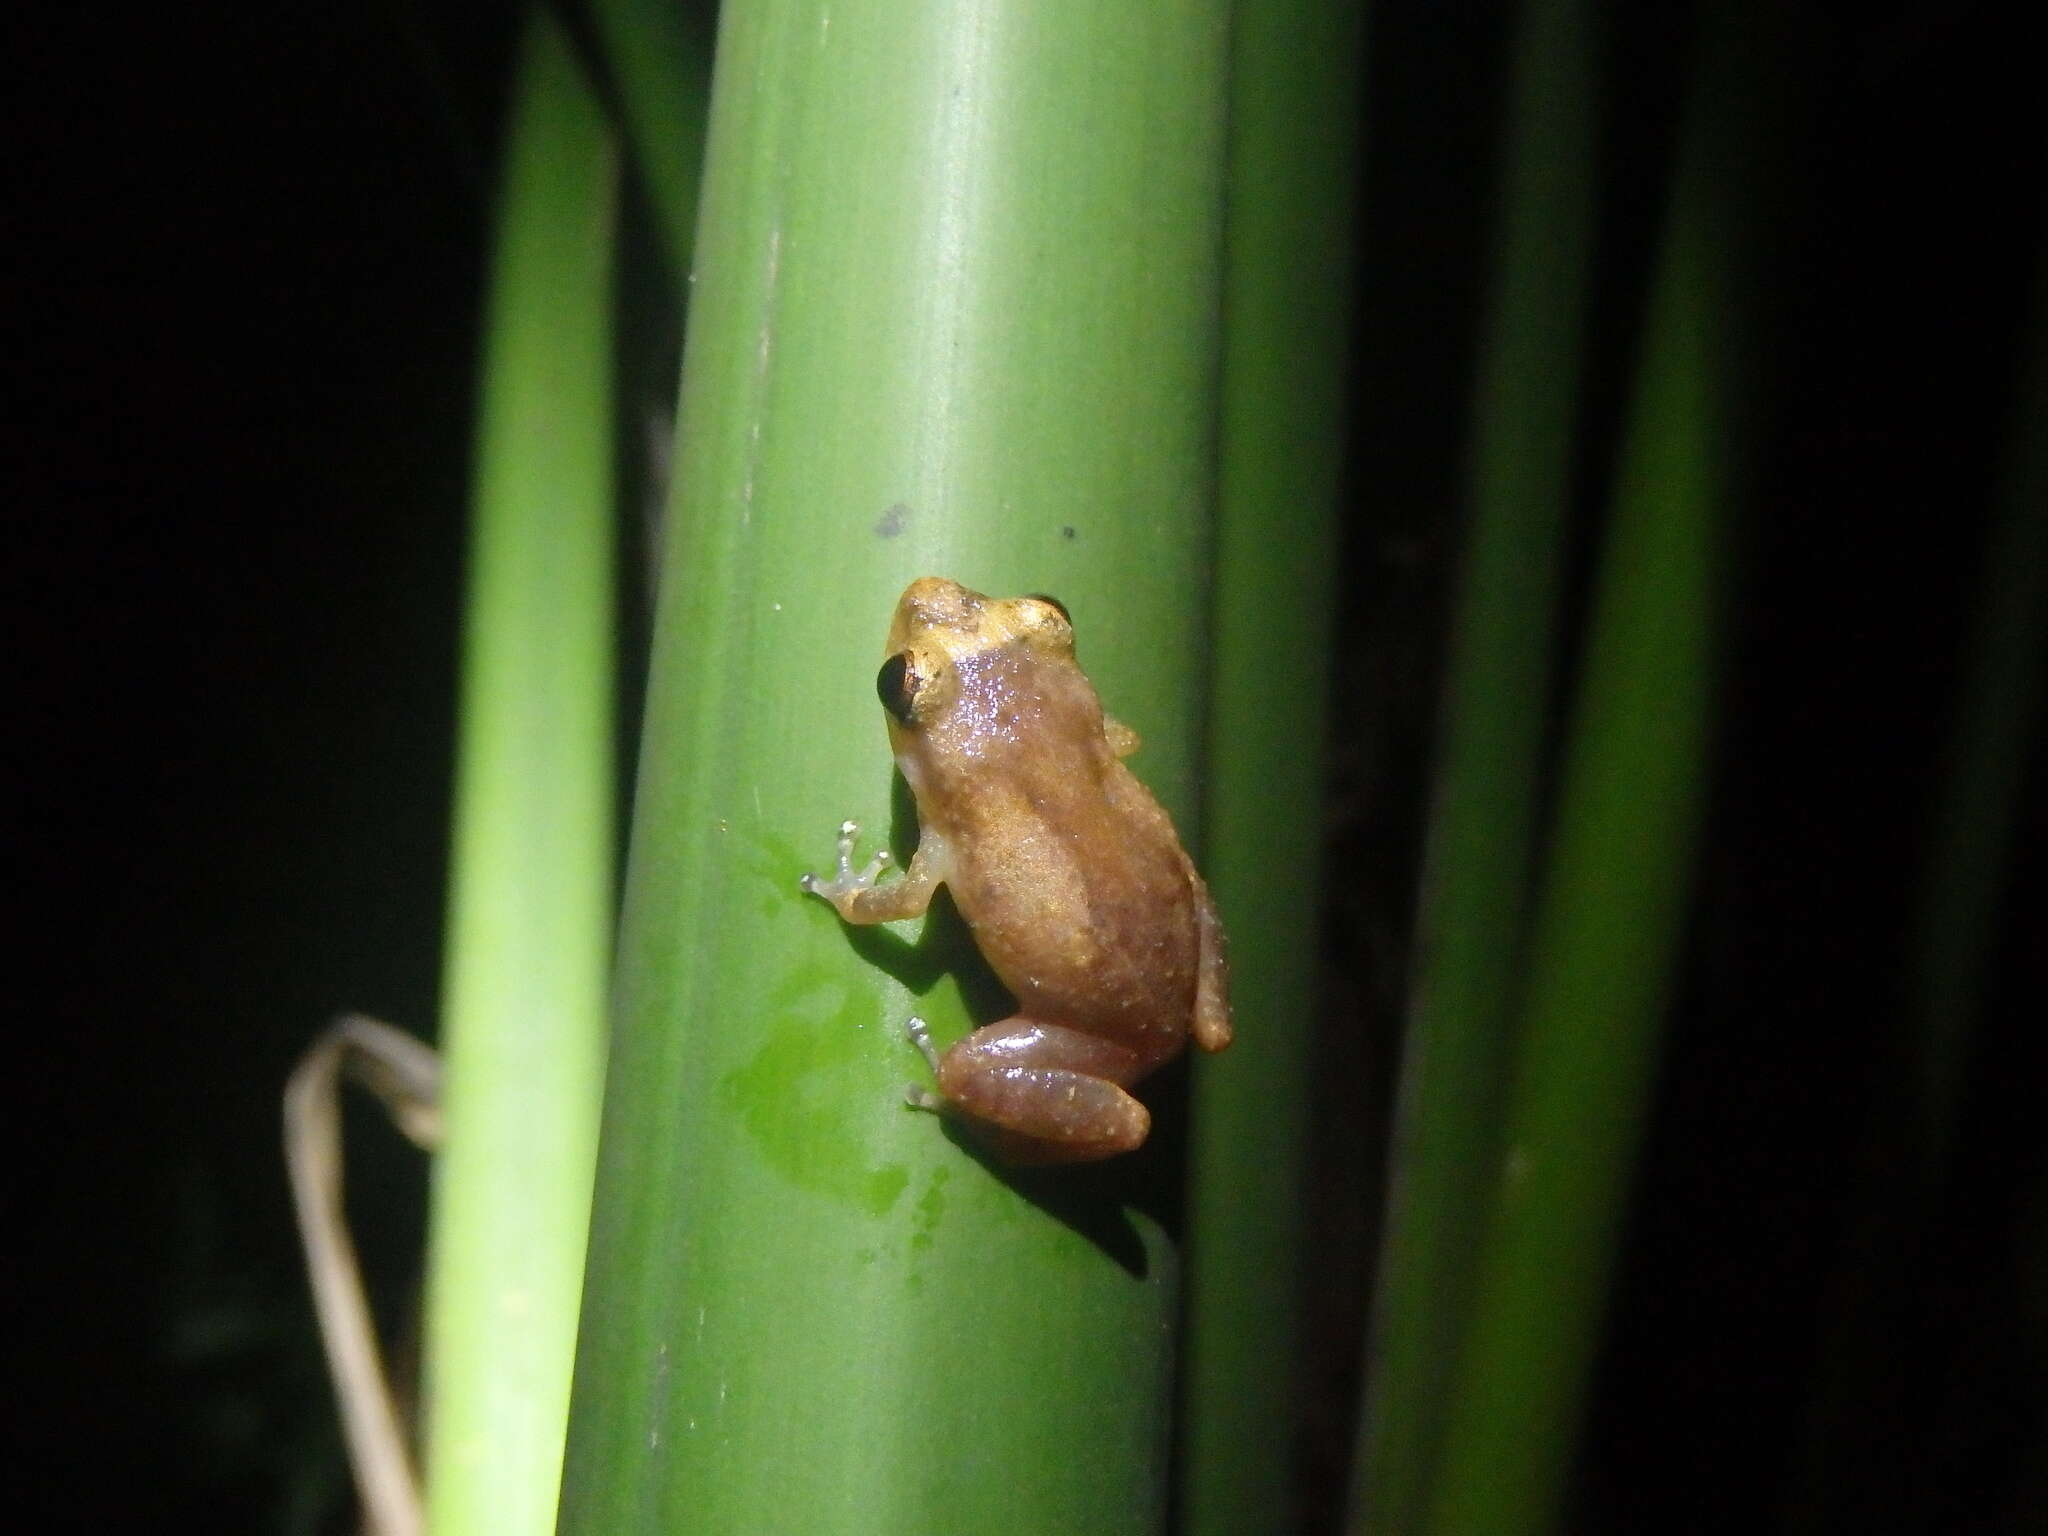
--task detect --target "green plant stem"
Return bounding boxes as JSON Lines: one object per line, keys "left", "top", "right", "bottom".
{"left": 556, "top": 4, "right": 1231, "bottom": 1532}
{"left": 1351, "top": 0, "right": 1594, "bottom": 1528}
{"left": 1907, "top": 223, "right": 2048, "bottom": 1210}
{"left": 1180, "top": 0, "right": 1361, "bottom": 1529}
{"left": 1420, "top": 63, "right": 1729, "bottom": 1535}
{"left": 586, "top": 0, "right": 713, "bottom": 279}
{"left": 1786, "top": 205, "right": 2048, "bottom": 1535}
{"left": 420, "top": 12, "right": 616, "bottom": 1535}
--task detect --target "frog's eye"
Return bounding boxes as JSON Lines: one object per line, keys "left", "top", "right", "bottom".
{"left": 876, "top": 651, "right": 920, "bottom": 725}
{"left": 1017, "top": 593, "right": 1076, "bottom": 654}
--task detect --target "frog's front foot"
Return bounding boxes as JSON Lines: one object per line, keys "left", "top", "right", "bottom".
{"left": 799, "top": 819, "right": 891, "bottom": 918}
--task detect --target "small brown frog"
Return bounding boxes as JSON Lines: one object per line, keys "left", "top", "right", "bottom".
{"left": 801, "top": 577, "right": 1231, "bottom": 1163}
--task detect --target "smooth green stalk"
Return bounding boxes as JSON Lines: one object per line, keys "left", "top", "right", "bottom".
{"left": 1351, "top": 1, "right": 1594, "bottom": 1528}
{"left": 1180, "top": 0, "right": 1361, "bottom": 1529}
{"left": 1906, "top": 233, "right": 2048, "bottom": 1200}
{"left": 587, "top": 0, "right": 713, "bottom": 278}
{"left": 420, "top": 13, "right": 616, "bottom": 1536}
{"left": 557, "top": 5, "right": 1230, "bottom": 1533}
{"left": 1421, "top": 72, "right": 1728, "bottom": 1536}
{"left": 1786, "top": 213, "right": 2048, "bottom": 1534}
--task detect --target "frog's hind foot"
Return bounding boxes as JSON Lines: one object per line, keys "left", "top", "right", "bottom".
{"left": 902, "top": 1016, "right": 946, "bottom": 1114}
{"left": 903, "top": 1014, "right": 942, "bottom": 1071}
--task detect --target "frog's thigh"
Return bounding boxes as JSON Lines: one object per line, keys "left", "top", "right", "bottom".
{"left": 936, "top": 1020, "right": 1149, "bottom": 1158}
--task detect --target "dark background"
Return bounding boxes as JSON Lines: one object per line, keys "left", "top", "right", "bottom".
{"left": 9, "top": 2, "right": 2043, "bottom": 1530}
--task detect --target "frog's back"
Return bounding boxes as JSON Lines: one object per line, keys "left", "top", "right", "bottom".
{"left": 941, "top": 754, "right": 1202, "bottom": 1062}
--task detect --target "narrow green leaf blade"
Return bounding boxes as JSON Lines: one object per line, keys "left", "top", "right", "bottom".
{"left": 1181, "top": 0, "right": 1362, "bottom": 1528}
{"left": 587, "top": 0, "right": 713, "bottom": 279}
{"left": 421, "top": 12, "right": 616, "bottom": 1535}
{"left": 1353, "top": 1, "right": 1595, "bottom": 1527}
{"left": 1422, "top": 70, "right": 1731, "bottom": 1536}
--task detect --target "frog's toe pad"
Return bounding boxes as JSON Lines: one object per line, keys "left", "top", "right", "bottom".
{"left": 800, "top": 819, "right": 892, "bottom": 905}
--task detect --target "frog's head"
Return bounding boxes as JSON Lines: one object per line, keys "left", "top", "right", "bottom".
{"left": 876, "top": 577, "right": 1077, "bottom": 736}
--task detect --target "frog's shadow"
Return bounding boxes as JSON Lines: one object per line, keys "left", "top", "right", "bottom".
{"left": 831, "top": 774, "right": 1187, "bottom": 1278}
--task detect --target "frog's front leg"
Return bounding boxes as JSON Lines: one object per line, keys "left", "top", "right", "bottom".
{"left": 800, "top": 818, "right": 948, "bottom": 924}
{"left": 908, "top": 1016, "right": 1152, "bottom": 1164}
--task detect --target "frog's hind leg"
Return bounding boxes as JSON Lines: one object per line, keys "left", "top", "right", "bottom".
{"left": 920, "top": 1018, "right": 1151, "bottom": 1163}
